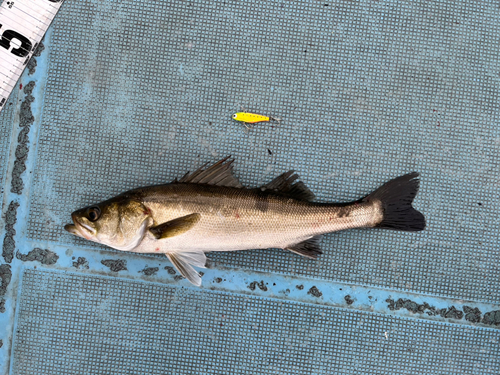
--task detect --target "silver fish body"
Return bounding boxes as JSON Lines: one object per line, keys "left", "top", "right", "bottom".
{"left": 65, "top": 158, "right": 425, "bottom": 285}
{"left": 130, "top": 184, "right": 382, "bottom": 253}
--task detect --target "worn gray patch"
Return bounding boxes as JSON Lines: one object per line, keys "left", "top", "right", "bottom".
{"left": 307, "top": 286, "right": 322, "bottom": 298}
{"left": 280, "top": 289, "right": 290, "bottom": 296}
{"left": 482, "top": 310, "right": 500, "bottom": 326}
{"left": 441, "top": 306, "right": 464, "bottom": 320}
{"left": 19, "top": 82, "right": 35, "bottom": 127}
{"left": 388, "top": 298, "right": 432, "bottom": 314}
{"left": 27, "top": 40, "right": 45, "bottom": 75}
{"left": 0, "top": 339, "right": 2, "bottom": 348}
{"left": 2, "top": 202, "right": 19, "bottom": 263}
{"left": 214, "top": 277, "right": 222, "bottom": 283}
{"left": 140, "top": 266, "right": 159, "bottom": 276}
{"left": 27, "top": 59, "right": 37, "bottom": 76}
{"left": 101, "top": 259, "right": 127, "bottom": 272}
{"left": 164, "top": 266, "right": 176, "bottom": 275}
{"left": 248, "top": 281, "right": 268, "bottom": 291}
{"left": 344, "top": 295, "right": 354, "bottom": 305}
{"left": 296, "top": 284, "right": 304, "bottom": 290}
{"left": 463, "top": 306, "right": 482, "bottom": 323}
{"left": 11, "top": 81, "right": 36, "bottom": 194}
{"left": 72, "top": 257, "right": 89, "bottom": 269}
{"left": 0, "top": 298, "right": 5, "bottom": 313}
{"left": 0, "top": 264, "right": 12, "bottom": 296}
{"left": 16, "top": 248, "right": 59, "bottom": 265}
{"left": 387, "top": 298, "right": 465, "bottom": 320}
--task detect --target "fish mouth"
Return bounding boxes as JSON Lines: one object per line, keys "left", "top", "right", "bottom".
{"left": 65, "top": 213, "right": 95, "bottom": 239}
{"left": 64, "top": 223, "right": 79, "bottom": 235}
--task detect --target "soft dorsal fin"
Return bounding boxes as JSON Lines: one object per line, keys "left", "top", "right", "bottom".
{"left": 285, "top": 235, "right": 323, "bottom": 259}
{"left": 178, "top": 157, "right": 243, "bottom": 188}
{"left": 149, "top": 213, "right": 201, "bottom": 239}
{"left": 263, "top": 171, "right": 315, "bottom": 201}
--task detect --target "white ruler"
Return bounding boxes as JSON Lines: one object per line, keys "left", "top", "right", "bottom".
{"left": 0, "top": 0, "right": 64, "bottom": 111}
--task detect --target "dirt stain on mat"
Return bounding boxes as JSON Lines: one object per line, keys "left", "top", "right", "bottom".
{"left": 101, "top": 259, "right": 127, "bottom": 272}
{"left": 0, "top": 265, "right": 11, "bottom": 313}
{"left": 387, "top": 298, "right": 468, "bottom": 320}
{"left": 72, "top": 257, "right": 89, "bottom": 269}
{"left": 248, "top": 281, "right": 268, "bottom": 291}
{"left": 463, "top": 306, "right": 482, "bottom": 323}
{"left": 2, "top": 201, "right": 19, "bottom": 263}
{"left": 344, "top": 295, "right": 354, "bottom": 305}
{"left": 0, "top": 264, "right": 12, "bottom": 296}
{"left": 16, "top": 248, "right": 59, "bottom": 265}
{"left": 140, "top": 266, "right": 159, "bottom": 276}
{"left": 12, "top": 82, "right": 36, "bottom": 195}
{"left": 482, "top": 310, "right": 500, "bottom": 326}
{"left": 308, "top": 286, "right": 322, "bottom": 298}
{"left": 164, "top": 266, "right": 176, "bottom": 275}
{"left": 27, "top": 40, "right": 45, "bottom": 75}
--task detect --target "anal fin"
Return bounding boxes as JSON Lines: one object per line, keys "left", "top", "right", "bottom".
{"left": 285, "top": 235, "right": 323, "bottom": 259}
{"left": 165, "top": 250, "right": 207, "bottom": 287}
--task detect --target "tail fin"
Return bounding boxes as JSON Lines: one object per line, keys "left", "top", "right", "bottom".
{"left": 365, "top": 173, "right": 426, "bottom": 231}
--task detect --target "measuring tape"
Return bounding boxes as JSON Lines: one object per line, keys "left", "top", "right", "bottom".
{"left": 0, "top": 0, "right": 64, "bottom": 112}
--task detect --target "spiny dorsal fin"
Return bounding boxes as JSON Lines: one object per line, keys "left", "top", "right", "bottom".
{"left": 285, "top": 235, "right": 323, "bottom": 259}
{"left": 263, "top": 171, "right": 315, "bottom": 201}
{"left": 149, "top": 213, "right": 201, "bottom": 239}
{"left": 178, "top": 157, "right": 243, "bottom": 188}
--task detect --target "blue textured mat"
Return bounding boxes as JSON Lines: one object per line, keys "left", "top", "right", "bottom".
{"left": 1, "top": 0, "right": 499, "bottom": 374}
{"left": 27, "top": 0, "right": 500, "bottom": 301}
{"left": 12, "top": 269, "right": 500, "bottom": 375}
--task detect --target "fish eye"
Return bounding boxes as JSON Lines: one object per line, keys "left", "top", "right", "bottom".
{"left": 232, "top": 114, "right": 237, "bottom": 118}
{"left": 87, "top": 206, "right": 101, "bottom": 222}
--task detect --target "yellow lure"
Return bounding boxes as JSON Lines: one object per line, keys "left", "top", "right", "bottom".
{"left": 232, "top": 112, "right": 270, "bottom": 124}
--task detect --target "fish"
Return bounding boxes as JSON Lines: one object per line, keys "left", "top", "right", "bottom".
{"left": 65, "top": 157, "right": 426, "bottom": 286}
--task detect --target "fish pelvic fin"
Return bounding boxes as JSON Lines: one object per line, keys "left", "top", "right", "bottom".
{"left": 149, "top": 213, "right": 201, "bottom": 239}
{"left": 285, "top": 235, "right": 323, "bottom": 259}
{"left": 365, "top": 172, "right": 426, "bottom": 231}
{"left": 165, "top": 249, "right": 207, "bottom": 287}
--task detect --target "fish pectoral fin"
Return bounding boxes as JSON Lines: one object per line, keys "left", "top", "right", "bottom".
{"left": 165, "top": 250, "right": 207, "bottom": 286}
{"left": 177, "top": 156, "right": 243, "bottom": 188}
{"left": 285, "top": 235, "right": 323, "bottom": 259}
{"left": 149, "top": 213, "right": 201, "bottom": 239}
{"left": 262, "top": 171, "right": 315, "bottom": 201}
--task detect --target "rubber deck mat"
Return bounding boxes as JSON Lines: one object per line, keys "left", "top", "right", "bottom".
{"left": 1, "top": 0, "right": 499, "bottom": 374}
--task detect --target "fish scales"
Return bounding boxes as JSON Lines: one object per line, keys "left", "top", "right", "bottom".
{"left": 129, "top": 184, "right": 382, "bottom": 253}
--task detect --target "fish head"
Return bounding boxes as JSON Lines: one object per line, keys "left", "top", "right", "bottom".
{"left": 65, "top": 197, "right": 152, "bottom": 251}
